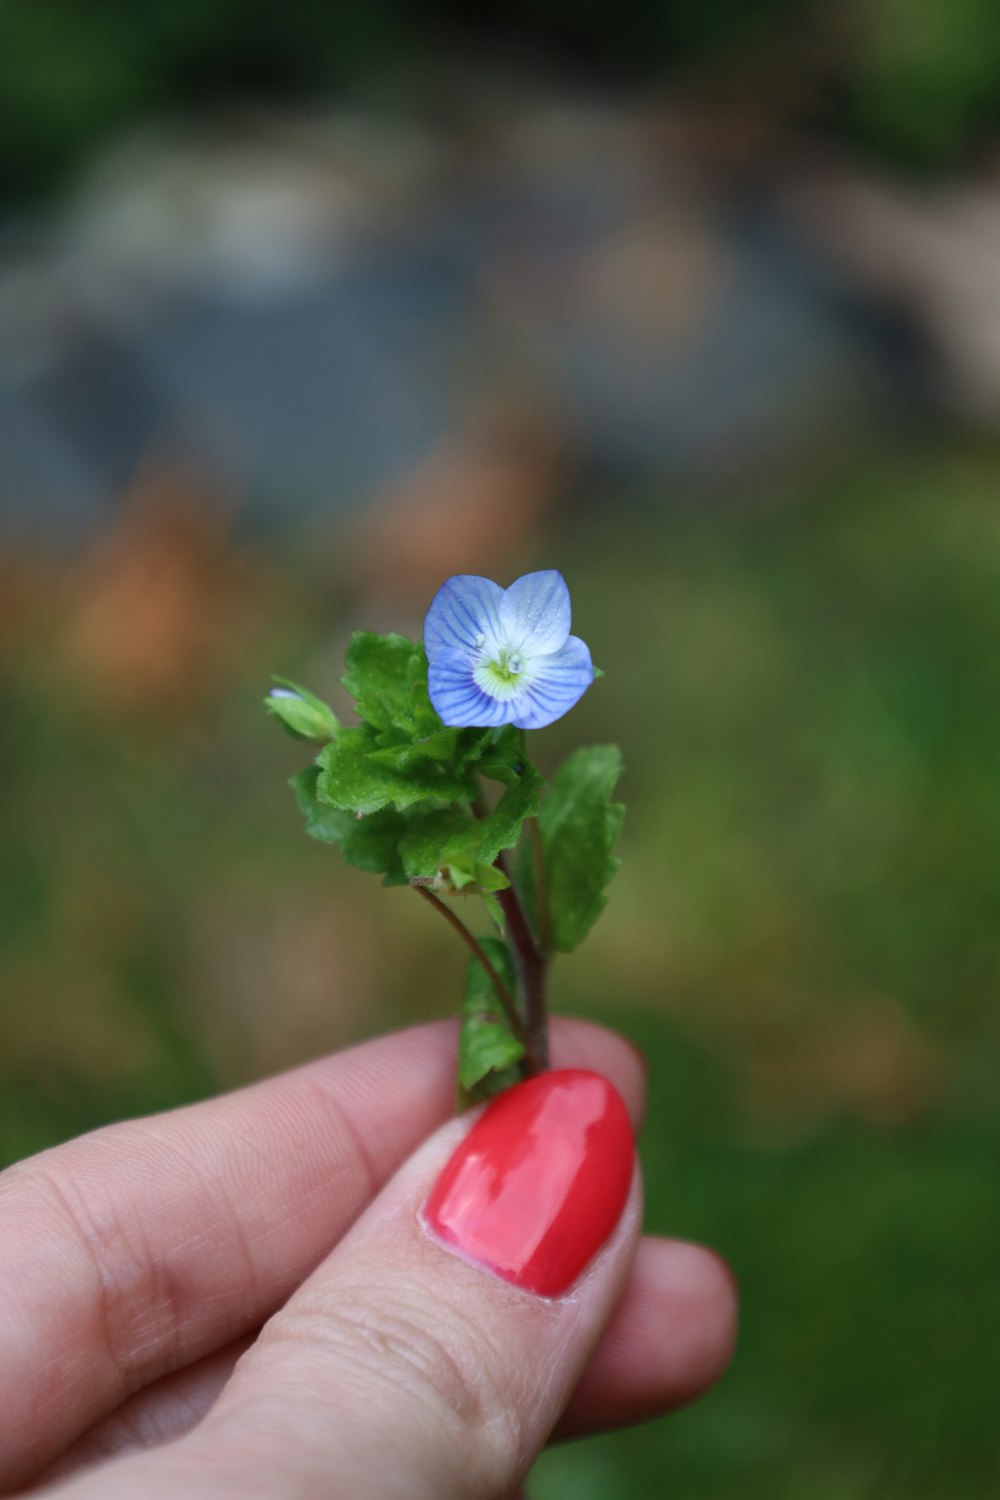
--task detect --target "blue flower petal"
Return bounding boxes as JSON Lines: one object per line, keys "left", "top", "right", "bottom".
{"left": 427, "top": 645, "right": 512, "bottom": 727}
{"left": 424, "top": 575, "right": 505, "bottom": 660}
{"left": 499, "top": 570, "right": 571, "bottom": 656}
{"left": 510, "top": 635, "right": 593, "bottom": 730}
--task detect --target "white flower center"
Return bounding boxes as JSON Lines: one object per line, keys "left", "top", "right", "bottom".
{"left": 473, "top": 641, "right": 532, "bottom": 701}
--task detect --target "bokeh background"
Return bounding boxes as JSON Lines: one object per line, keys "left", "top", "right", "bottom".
{"left": 3, "top": 5, "right": 1000, "bottom": 1496}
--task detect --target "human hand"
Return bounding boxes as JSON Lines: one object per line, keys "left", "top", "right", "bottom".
{"left": 1, "top": 1019, "right": 737, "bottom": 1498}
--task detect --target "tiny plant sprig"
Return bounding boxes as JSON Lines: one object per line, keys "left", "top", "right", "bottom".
{"left": 266, "top": 570, "right": 624, "bottom": 1105}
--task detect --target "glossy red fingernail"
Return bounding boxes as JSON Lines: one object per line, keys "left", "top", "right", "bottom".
{"left": 423, "top": 1069, "right": 634, "bottom": 1297}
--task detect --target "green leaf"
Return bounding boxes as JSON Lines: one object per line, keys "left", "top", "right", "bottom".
{"left": 476, "top": 725, "right": 528, "bottom": 786}
{"left": 457, "top": 727, "right": 504, "bottom": 771}
{"left": 368, "top": 725, "right": 505, "bottom": 779}
{"left": 399, "top": 808, "right": 511, "bottom": 895}
{"left": 341, "top": 632, "right": 427, "bottom": 733}
{"left": 281, "top": 633, "right": 548, "bottom": 898}
{"left": 338, "top": 635, "right": 516, "bottom": 784}
{"left": 291, "top": 767, "right": 408, "bottom": 883}
{"left": 478, "top": 762, "right": 545, "bottom": 865}
{"left": 367, "top": 726, "right": 462, "bottom": 770}
{"left": 522, "top": 745, "right": 624, "bottom": 953}
{"left": 482, "top": 892, "right": 506, "bottom": 932}
{"left": 339, "top": 810, "right": 409, "bottom": 885}
{"left": 457, "top": 936, "right": 525, "bottom": 1105}
{"left": 396, "top": 763, "right": 541, "bottom": 892}
{"left": 468, "top": 861, "right": 511, "bottom": 894}
{"left": 266, "top": 678, "right": 339, "bottom": 741}
{"left": 400, "top": 808, "right": 476, "bottom": 881}
{"left": 291, "top": 766, "right": 353, "bottom": 843}
{"left": 316, "top": 726, "right": 474, "bottom": 815}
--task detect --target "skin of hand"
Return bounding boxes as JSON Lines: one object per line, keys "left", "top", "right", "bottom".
{"left": 0, "top": 1017, "right": 738, "bottom": 1500}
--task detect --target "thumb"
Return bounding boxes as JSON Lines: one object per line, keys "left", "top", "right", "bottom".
{"left": 62, "top": 1069, "right": 640, "bottom": 1500}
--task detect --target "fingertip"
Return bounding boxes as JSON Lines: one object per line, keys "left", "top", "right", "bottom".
{"left": 553, "top": 1235, "right": 739, "bottom": 1440}
{"left": 652, "top": 1239, "right": 740, "bottom": 1401}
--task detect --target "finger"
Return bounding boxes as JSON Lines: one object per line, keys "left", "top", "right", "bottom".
{"left": 553, "top": 1237, "right": 738, "bottom": 1439}
{"left": 30, "top": 1339, "right": 256, "bottom": 1490}
{"left": 0, "top": 1018, "right": 643, "bottom": 1492}
{"left": 36, "top": 1236, "right": 736, "bottom": 1486}
{"left": 51, "top": 1070, "right": 644, "bottom": 1499}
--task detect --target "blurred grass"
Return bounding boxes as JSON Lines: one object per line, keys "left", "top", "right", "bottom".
{"left": 6, "top": 0, "right": 1000, "bottom": 202}
{"left": 2, "top": 445, "right": 999, "bottom": 1495}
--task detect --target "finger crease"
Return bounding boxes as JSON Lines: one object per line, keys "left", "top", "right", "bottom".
{"left": 305, "top": 1081, "right": 380, "bottom": 1208}
{"left": 34, "top": 1164, "right": 185, "bottom": 1395}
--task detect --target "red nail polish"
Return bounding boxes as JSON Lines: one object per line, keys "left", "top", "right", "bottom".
{"left": 423, "top": 1069, "right": 634, "bottom": 1297}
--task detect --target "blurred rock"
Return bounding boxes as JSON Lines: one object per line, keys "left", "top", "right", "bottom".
{"left": 63, "top": 113, "right": 445, "bottom": 311}
{"left": 782, "top": 166, "right": 1000, "bottom": 424}
{"left": 0, "top": 92, "right": 949, "bottom": 542}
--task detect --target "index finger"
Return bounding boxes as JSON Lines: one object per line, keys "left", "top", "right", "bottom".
{"left": 0, "top": 1017, "right": 645, "bottom": 1493}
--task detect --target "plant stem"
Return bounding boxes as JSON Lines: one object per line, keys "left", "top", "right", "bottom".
{"left": 470, "top": 774, "right": 550, "bottom": 1074}
{"left": 494, "top": 855, "right": 549, "bottom": 1074}
{"left": 413, "top": 884, "right": 527, "bottom": 1047}
{"left": 528, "top": 816, "right": 552, "bottom": 955}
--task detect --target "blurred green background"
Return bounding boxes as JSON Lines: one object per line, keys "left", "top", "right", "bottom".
{"left": 6, "top": 0, "right": 1000, "bottom": 199}
{"left": 2, "top": 3, "right": 1000, "bottom": 1497}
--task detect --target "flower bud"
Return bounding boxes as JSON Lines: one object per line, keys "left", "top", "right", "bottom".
{"left": 265, "top": 680, "right": 339, "bottom": 742}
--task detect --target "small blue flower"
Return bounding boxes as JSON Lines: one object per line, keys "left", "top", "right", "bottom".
{"left": 424, "top": 570, "right": 594, "bottom": 730}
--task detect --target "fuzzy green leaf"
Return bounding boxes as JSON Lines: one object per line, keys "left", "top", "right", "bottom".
{"left": 291, "top": 766, "right": 353, "bottom": 843}
{"left": 476, "top": 726, "right": 528, "bottom": 786}
{"left": 478, "top": 763, "right": 545, "bottom": 865}
{"left": 522, "top": 745, "right": 624, "bottom": 952}
{"left": 457, "top": 936, "right": 525, "bottom": 1105}
{"left": 396, "top": 763, "right": 542, "bottom": 892}
{"left": 400, "top": 808, "right": 476, "bottom": 880}
{"left": 370, "top": 725, "right": 503, "bottom": 783}
{"left": 339, "top": 809, "right": 410, "bottom": 885}
{"left": 291, "top": 767, "right": 408, "bottom": 883}
{"left": 457, "top": 727, "right": 505, "bottom": 771}
{"left": 341, "top": 632, "right": 422, "bottom": 732}
{"left": 399, "top": 809, "right": 511, "bottom": 895}
{"left": 316, "top": 726, "right": 473, "bottom": 815}
{"left": 367, "top": 726, "right": 462, "bottom": 770}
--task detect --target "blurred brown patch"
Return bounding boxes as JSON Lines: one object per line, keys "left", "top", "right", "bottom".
{"left": 60, "top": 460, "right": 266, "bottom": 715}
{"left": 354, "top": 403, "right": 563, "bottom": 618}
{"left": 586, "top": 907, "right": 946, "bottom": 1133}
{"left": 0, "top": 550, "right": 61, "bottom": 661}
{"left": 572, "top": 208, "right": 730, "bottom": 349}
{"left": 740, "top": 994, "right": 945, "bottom": 1130}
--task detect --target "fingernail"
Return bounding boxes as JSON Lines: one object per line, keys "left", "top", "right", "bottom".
{"left": 423, "top": 1069, "right": 634, "bottom": 1297}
